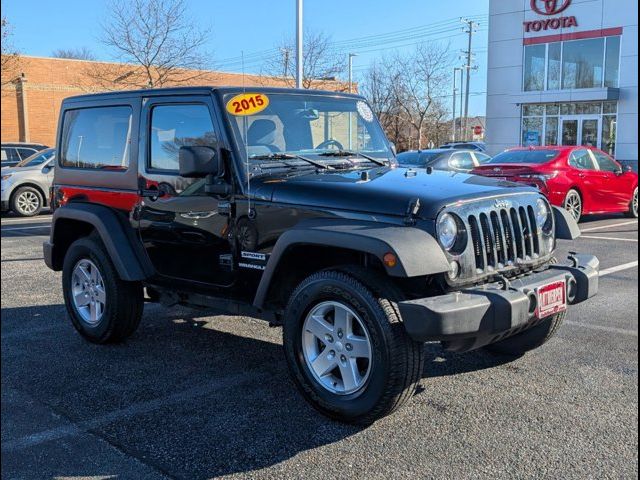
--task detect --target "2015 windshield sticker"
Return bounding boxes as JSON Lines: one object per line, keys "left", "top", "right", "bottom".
{"left": 357, "top": 101, "right": 374, "bottom": 122}
{"left": 226, "top": 93, "right": 269, "bottom": 116}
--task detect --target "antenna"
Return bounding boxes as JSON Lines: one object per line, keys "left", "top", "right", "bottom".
{"left": 241, "top": 51, "right": 251, "bottom": 214}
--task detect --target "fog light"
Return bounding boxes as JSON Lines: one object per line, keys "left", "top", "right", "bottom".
{"left": 448, "top": 261, "right": 460, "bottom": 279}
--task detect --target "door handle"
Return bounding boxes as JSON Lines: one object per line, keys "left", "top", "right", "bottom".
{"left": 180, "top": 211, "right": 217, "bottom": 220}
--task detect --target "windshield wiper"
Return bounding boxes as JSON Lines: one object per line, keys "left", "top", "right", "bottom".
{"left": 250, "top": 152, "right": 332, "bottom": 170}
{"left": 317, "top": 150, "right": 387, "bottom": 166}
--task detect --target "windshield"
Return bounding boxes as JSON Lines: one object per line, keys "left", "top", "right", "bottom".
{"left": 224, "top": 92, "right": 392, "bottom": 173}
{"left": 16, "top": 149, "right": 55, "bottom": 167}
{"left": 487, "top": 149, "right": 560, "bottom": 164}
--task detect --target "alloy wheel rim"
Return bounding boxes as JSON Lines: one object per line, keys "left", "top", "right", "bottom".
{"left": 302, "top": 301, "right": 372, "bottom": 395}
{"left": 16, "top": 191, "right": 40, "bottom": 214}
{"left": 71, "top": 259, "right": 106, "bottom": 326}
{"left": 633, "top": 189, "right": 638, "bottom": 216}
{"left": 565, "top": 193, "right": 581, "bottom": 221}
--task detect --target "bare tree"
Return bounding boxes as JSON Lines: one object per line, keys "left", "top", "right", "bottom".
{"left": 1, "top": 13, "right": 20, "bottom": 85}
{"left": 91, "top": 0, "right": 211, "bottom": 89}
{"left": 263, "top": 31, "right": 345, "bottom": 90}
{"left": 52, "top": 47, "right": 96, "bottom": 61}
{"left": 390, "top": 42, "right": 451, "bottom": 150}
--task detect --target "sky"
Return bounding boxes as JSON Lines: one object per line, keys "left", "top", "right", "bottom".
{"left": 3, "top": 0, "right": 489, "bottom": 116}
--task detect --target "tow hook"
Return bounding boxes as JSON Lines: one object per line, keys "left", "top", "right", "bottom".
{"left": 495, "top": 274, "right": 511, "bottom": 291}
{"left": 568, "top": 251, "right": 579, "bottom": 268}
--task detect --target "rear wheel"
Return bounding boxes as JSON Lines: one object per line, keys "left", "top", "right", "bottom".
{"left": 62, "top": 236, "right": 143, "bottom": 343}
{"left": 626, "top": 187, "right": 638, "bottom": 218}
{"left": 11, "top": 186, "right": 43, "bottom": 217}
{"left": 283, "top": 269, "right": 424, "bottom": 425}
{"left": 563, "top": 189, "right": 582, "bottom": 223}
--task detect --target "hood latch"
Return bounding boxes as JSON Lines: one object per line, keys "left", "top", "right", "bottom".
{"left": 404, "top": 198, "right": 421, "bottom": 225}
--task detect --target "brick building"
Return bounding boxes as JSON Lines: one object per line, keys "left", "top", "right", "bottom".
{"left": 1, "top": 55, "right": 344, "bottom": 147}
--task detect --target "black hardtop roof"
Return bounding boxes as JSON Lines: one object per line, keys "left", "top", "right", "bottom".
{"left": 62, "top": 86, "right": 363, "bottom": 104}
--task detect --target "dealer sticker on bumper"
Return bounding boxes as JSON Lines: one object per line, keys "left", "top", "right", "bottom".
{"left": 536, "top": 280, "right": 567, "bottom": 318}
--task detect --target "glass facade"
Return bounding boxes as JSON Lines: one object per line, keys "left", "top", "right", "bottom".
{"left": 521, "top": 102, "right": 618, "bottom": 156}
{"left": 523, "top": 36, "right": 621, "bottom": 91}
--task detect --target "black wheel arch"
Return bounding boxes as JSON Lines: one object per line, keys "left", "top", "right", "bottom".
{"left": 253, "top": 219, "right": 450, "bottom": 309}
{"left": 44, "top": 203, "right": 154, "bottom": 281}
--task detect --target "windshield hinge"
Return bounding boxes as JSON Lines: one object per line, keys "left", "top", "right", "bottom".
{"left": 404, "top": 198, "right": 421, "bottom": 226}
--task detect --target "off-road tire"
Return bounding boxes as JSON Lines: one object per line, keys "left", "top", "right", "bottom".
{"left": 626, "top": 186, "right": 638, "bottom": 218}
{"left": 283, "top": 268, "right": 424, "bottom": 425}
{"left": 485, "top": 311, "right": 567, "bottom": 356}
{"left": 11, "top": 186, "right": 43, "bottom": 217}
{"left": 62, "top": 235, "right": 143, "bottom": 343}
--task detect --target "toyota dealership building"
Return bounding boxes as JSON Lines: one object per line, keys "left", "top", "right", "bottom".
{"left": 485, "top": 0, "right": 638, "bottom": 170}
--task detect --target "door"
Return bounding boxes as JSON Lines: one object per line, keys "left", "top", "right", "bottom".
{"left": 566, "top": 148, "right": 605, "bottom": 213}
{"left": 136, "top": 96, "right": 235, "bottom": 287}
{"left": 560, "top": 116, "right": 599, "bottom": 147}
{"left": 589, "top": 149, "right": 635, "bottom": 211}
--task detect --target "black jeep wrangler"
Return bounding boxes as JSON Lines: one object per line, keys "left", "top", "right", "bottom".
{"left": 44, "top": 87, "right": 599, "bottom": 424}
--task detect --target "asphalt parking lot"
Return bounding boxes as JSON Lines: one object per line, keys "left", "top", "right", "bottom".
{"left": 1, "top": 212, "right": 638, "bottom": 479}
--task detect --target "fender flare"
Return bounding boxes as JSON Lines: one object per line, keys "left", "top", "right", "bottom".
{"left": 253, "top": 219, "right": 450, "bottom": 308}
{"left": 553, "top": 206, "right": 581, "bottom": 240}
{"left": 45, "top": 203, "right": 153, "bottom": 281}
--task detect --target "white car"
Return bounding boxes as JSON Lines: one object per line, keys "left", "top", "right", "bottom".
{"left": 1, "top": 148, "right": 55, "bottom": 216}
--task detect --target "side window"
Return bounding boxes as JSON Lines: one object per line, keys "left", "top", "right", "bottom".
{"left": 60, "top": 106, "right": 132, "bottom": 170}
{"left": 2, "top": 148, "right": 18, "bottom": 163}
{"left": 568, "top": 149, "right": 596, "bottom": 170}
{"left": 150, "top": 104, "right": 217, "bottom": 172}
{"left": 591, "top": 150, "right": 620, "bottom": 172}
{"left": 473, "top": 152, "right": 492, "bottom": 164}
{"left": 449, "top": 152, "right": 475, "bottom": 170}
{"left": 16, "top": 148, "right": 36, "bottom": 160}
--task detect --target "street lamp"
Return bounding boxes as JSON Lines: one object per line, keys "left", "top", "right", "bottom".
{"left": 452, "top": 67, "right": 462, "bottom": 142}
{"left": 348, "top": 53, "right": 358, "bottom": 93}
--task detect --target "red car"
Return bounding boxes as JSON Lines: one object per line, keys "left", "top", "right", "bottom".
{"left": 472, "top": 146, "right": 638, "bottom": 222}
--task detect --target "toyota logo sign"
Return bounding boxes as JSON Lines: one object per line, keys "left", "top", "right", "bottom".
{"left": 530, "top": 0, "right": 572, "bottom": 15}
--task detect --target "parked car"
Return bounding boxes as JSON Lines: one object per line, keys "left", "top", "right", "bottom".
{"left": 397, "top": 148, "right": 491, "bottom": 172}
{"left": 439, "top": 141, "right": 486, "bottom": 152}
{"left": 1, "top": 142, "right": 49, "bottom": 168}
{"left": 1, "top": 148, "right": 56, "bottom": 216}
{"left": 43, "top": 86, "right": 598, "bottom": 424}
{"left": 471, "top": 146, "right": 638, "bottom": 222}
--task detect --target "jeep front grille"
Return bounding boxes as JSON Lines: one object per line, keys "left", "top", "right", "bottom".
{"left": 467, "top": 205, "right": 540, "bottom": 273}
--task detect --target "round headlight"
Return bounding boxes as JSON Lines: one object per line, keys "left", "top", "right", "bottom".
{"left": 535, "top": 198, "right": 551, "bottom": 231}
{"left": 437, "top": 213, "right": 458, "bottom": 251}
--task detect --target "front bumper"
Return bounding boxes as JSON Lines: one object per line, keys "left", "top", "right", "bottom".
{"left": 399, "top": 254, "right": 599, "bottom": 352}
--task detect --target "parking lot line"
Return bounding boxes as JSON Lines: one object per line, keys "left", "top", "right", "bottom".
{"left": 2, "top": 370, "right": 270, "bottom": 453}
{"left": 581, "top": 235, "right": 638, "bottom": 242}
{"left": 565, "top": 321, "right": 638, "bottom": 336}
{"left": 1, "top": 226, "right": 51, "bottom": 231}
{"left": 600, "top": 261, "right": 639, "bottom": 277}
{"left": 581, "top": 220, "right": 638, "bottom": 233}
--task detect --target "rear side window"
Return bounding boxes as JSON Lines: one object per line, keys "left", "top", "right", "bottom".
{"left": 60, "top": 106, "right": 132, "bottom": 170}
{"left": 16, "top": 148, "right": 37, "bottom": 160}
{"left": 2, "top": 148, "right": 19, "bottom": 163}
{"left": 487, "top": 150, "right": 560, "bottom": 164}
{"left": 569, "top": 149, "right": 596, "bottom": 170}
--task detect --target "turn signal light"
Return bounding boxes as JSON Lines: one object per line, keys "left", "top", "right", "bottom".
{"left": 383, "top": 253, "right": 397, "bottom": 268}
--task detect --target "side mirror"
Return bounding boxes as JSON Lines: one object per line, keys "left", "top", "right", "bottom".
{"left": 178, "top": 146, "right": 220, "bottom": 178}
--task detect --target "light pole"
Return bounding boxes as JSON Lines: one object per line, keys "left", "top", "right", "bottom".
{"left": 295, "top": 0, "right": 303, "bottom": 89}
{"left": 452, "top": 67, "right": 462, "bottom": 142}
{"left": 348, "top": 53, "right": 358, "bottom": 93}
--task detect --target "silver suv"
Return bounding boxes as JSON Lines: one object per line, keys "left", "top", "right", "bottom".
{"left": 1, "top": 148, "right": 55, "bottom": 216}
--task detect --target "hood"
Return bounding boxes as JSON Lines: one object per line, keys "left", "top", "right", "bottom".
{"left": 252, "top": 167, "right": 536, "bottom": 219}
{"left": 1, "top": 163, "right": 46, "bottom": 176}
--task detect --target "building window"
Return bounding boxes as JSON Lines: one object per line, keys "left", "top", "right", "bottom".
{"left": 524, "top": 44, "right": 546, "bottom": 91}
{"left": 521, "top": 102, "right": 618, "bottom": 155}
{"left": 523, "top": 36, "right": 620, "bottom": 91}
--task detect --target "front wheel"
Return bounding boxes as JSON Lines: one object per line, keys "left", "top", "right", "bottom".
{"left": 626, "top": 187, "right": 638, "bottom": 218}
{"left": 283, "top": 269, "right": 424, "bottom": 425}
{"left": 485, "top": 311, "right": 566, "bottom": 356}
{"left": 62, "top": 236, "right": 143, "bottom": 343}
{"left": 11, "top": 186, "right": 43, "bottom": 217}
